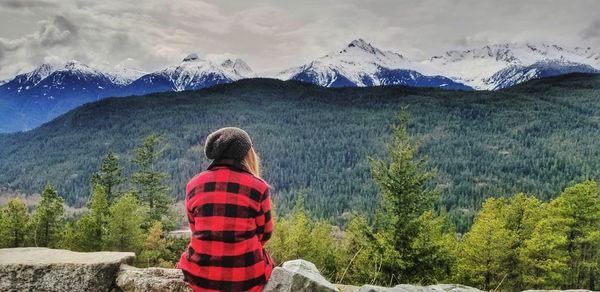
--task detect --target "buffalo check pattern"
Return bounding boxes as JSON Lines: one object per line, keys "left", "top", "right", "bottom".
{"left": 178, "top": 158, "right": 274, "bottom": 292}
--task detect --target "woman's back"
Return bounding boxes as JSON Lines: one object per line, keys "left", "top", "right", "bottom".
{"left": 178, "top": 127, "right": 273, "bottom": 292}
{"left": 178, "top": 158, "right": 273, "bottom": 292}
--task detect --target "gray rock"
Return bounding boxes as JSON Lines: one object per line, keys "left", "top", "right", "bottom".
{"left": 116, "top": 264, "right": 192, "bottom": 292}
{"left": 359, "top": 283, "right": 483, "bottom": 292}
{"left": 263, "top": 259, "right": 339, "bottom": 292}
{"left": 337, "top": 284, "right": 361, "bottom": 292}
{"left": 0, "top": 247, "right": 134, "bottom": 292}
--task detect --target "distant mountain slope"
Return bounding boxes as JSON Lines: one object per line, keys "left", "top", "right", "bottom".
{"left": 0, "top": 61, "right": 125, "bottom": 132}
{"left": 1, "top": 74, "right": 599, "bottom": 228}
{"left": 121, "top": 54, "right": 255, "bottom": 96}
{"left": 418, "top": 43, "right": 600, "bottom": 89}
{"left": 0, "top": 55, "right": 255, "bottom": 132}
{"left": 277, "top": 39, "right": 472, "bottom": 90}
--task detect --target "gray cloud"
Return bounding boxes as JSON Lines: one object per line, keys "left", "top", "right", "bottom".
{"left": 0, "top": 0, "right": 599, "bottom": 80}
{"left": 581, "top": 19, "right": 600, "bottom": 40}
{"left": 0, "top": 0, "right": 55, "bottom": 9}
{"left": 38, "top": 15, "right": 78, "bottom": 46}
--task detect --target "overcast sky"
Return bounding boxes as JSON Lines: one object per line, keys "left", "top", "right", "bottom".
{"left": 1, "top": 0, "right": 599, "bottom": 79}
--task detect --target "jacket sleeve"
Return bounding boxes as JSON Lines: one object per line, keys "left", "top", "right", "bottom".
{"left": 255, "top": 188, "right": 273, "bottom": 245}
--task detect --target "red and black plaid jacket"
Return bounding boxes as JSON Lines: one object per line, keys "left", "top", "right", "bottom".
{"left": 178, "top": 158, "right": 274, "bottom": 292}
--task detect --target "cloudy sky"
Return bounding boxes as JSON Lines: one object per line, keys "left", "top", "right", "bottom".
{"left": 1, "top": 0, "right": 599, "bottom": 79}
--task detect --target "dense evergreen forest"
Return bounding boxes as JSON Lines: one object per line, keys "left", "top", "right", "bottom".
{"left": 1, "top": 74, "right": 600, "bottom": 230}
{"left": 2, "top": 112, "right": 599, "bottom": 291}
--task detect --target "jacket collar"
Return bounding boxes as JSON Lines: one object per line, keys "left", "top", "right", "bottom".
{"left": 207, "top": 158, "right": 251, "bottom": 174}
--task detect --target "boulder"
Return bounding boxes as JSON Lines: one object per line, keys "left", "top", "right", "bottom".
{"left": 337, "top": 284, "right": 361, "bottom": 292}
{"left": 263, "top": 259, "right": 339, "bottom": 292}
{"left": 116, "top": 264, "right": 192, "bottom": 292}
{"left": 0, "top": 247, "right": 134, "bottom": 292}
{"left": 359, "top": 283, "right": 483, "bottom": 292}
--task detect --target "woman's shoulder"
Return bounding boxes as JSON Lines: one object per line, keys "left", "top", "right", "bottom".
{"left": 237, "top": 170, "right": 269, "bottom": 193}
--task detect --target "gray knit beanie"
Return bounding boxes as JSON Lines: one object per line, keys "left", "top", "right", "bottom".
{"left": 204, "top": 127, "right": 252, "bottom": 160}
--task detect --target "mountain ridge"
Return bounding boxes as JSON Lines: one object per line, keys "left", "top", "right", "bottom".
{"left": 1, "top": 39, "right": 599, "bottom": 133}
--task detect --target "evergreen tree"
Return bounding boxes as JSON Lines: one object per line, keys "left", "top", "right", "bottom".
{"left": 369, "top": 110, "right": 441, "bottom": 282}
{"left": 62, "top": 184, "right": 109, "bottom": 251}
{"left": 454, "top": 198, "right": 513, "bottom": 290}
{"left": 31, "top": 183, "right": 65, "bottom": 247}
{"left": 410, "top": 210, "right": 457, "bottom": 283}
{"left": 92, "top": 150, "right": 124, "bottom": 203}
{"left": 139, "top": 221, "right": 168, "bottom": 267}
{"left": 276, "top": 196, "right": 312, "bottom": 262}
{"left": 557, "top": 181, "right": 600, "bottom": 290}
{"left": 132, "top": 134, "right": 173, "bottom": 227}
{"left": 308, "top": 221, "right": 338, "bottom": 280}
{"left": 105, "top": 192, "right": 144, "bottom": 252}
{"left": 519, "top": 208, "right": 568, "bottom": 289}
{"left": 337, "top": 214, "right": 379, "bottom": 286}
{"left": 0, "top": 198, "right": 30, "bottom": 247}
{"left": 503, "top": 193, "right": 544, "bottom": 290}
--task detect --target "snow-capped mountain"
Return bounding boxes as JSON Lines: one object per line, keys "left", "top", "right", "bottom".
{"left": 417, "top": 43, "right": 600, "bottom": 89}
{"left": 123, "top": 54, "right": 255, "bottom": 96}
{"left": 0, "top": 55, "right": 256, "bottom": 132}
{"left": 107, "top": 66, "right": 147, "bottom": 86}
{"left": 0, "top": 60, "right": 127, "bottom": 132}
{"left": 277, "top": 39, "right": 471, "bottom": 90}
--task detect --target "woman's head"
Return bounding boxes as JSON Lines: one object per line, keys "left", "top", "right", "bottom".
{"left": 204, "top": 127, "right": 261, "bottom": 177}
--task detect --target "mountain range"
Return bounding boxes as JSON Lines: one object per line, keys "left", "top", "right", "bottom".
{"left": 0, "top": 39, "right": 599, "bottom": 132}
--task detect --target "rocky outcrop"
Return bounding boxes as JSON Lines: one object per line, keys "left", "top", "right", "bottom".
{"left": 0, "top": 247, "right": 134, "bottom": 292}
{"left": 359, "top": 284, "right": 483, "bottom": 292}
{"left": 1, "top": 248, "right": 592, "bottom": 292}
{"left": 116, "top": 264, "right": 192, "bottom": 292}
{"left": 263, "top": 259, "right": 339, "bottom": 292}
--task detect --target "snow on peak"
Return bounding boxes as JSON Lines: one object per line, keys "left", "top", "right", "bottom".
{"left": 347, "top": 39, "right": 382, "bottom": 55}
{"left": 219, "top": 58, "right": 255, "bottom": 78}
{"left": 183, "top": 53, "right": 200, "bottom": 62}
{"left": 277, "top": 39, "right": 409, "bottom": 86}
{"left": 60, "top": 60, "right": 106, "bottom": 78}
{"left": 24, "top": 63, "right": 57, "bottom": 86}
{"left": 151, "top": 54, "right": 254, "bottom": 91}
{"left": 417, "top": 42, "right": 600, "bottom": 89}
{"left": 108, "top": 66, "right": 147, "bottom": 85}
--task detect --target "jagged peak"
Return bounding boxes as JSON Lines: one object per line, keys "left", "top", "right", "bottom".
{"left": 182, "top": 53, "right": 200, "bottom": 62}
{"left": 346, "top": 39, "right": 382, "bottom": 55}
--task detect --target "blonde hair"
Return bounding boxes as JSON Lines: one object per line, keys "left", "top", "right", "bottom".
{"left": 242, "top": 146, "right": 261, "bottom": 178}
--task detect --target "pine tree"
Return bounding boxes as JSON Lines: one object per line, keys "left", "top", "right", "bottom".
{"left": 558, "top": 181, "right": 600, "bottom": 290}
{"left": 503, "top": 193, "right": 544, "bottom": 290}
{"left": 105, "top": 192, "right": 144, "bottom": 252}
{"left": 282, "top": 196, "right": 312, "bottom": 261}
{"left": 92, "top": 150, "right": 124, "bottom": 203}
{"left": 132, "top": 134, "right": 173, "bottom": 227}
{"left": 139, "top": 221, "right": 168, "bottom": 267}
{"left": 31, "top": 183, "right": 65, "bottom": 247}
{"left": 368, "top": 110, "right": 440, "bottom": 282}
{"left": 63, "top": 184, "right": 109, "bottom": 251}
{"left": 454, "top": 198, "right": 514, "bottom": 290}
{"left": 337, "top": 214, "right": 379, "bottom": 286}
{"left": 519, "top": 208, "right": 568, "bottom": 289}
{"left": 308, "top": 221, "right": 338, "bottom": 279}
{"left": 0, "top": 198, "right": 30, "bottom": 247}
{"left": 409, "top": 210, "right": 457, "bottom": 283}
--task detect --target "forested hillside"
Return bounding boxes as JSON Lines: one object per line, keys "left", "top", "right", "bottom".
{"left": 1, "top": 74, "right": 600, "bottom": 229}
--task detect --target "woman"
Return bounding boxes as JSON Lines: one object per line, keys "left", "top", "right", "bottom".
{"left": 178, "top": 127, "right": 274, "bottom": 292}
